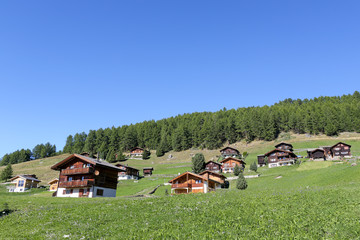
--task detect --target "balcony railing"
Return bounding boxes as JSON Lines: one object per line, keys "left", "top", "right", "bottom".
{"left": 171, "top": 183, "right": 190, "bottom": 188}
{"left": 58, "top": 179, "right": 94, "bottom": 188}
{"left": 61, "top": 167, "right": 94, "bottom": 175}
{"left": 191, "top": 183, "right": 204, "bottom": 188}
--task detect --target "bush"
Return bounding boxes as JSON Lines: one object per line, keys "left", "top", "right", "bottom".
{"left": 236, "top": 173, "right": 248, "bottom": 190}
{"left": 142, "top": 150, "right": 151, "bottom": 160}
{"left": 250, "top": 162, "right": 258, "bottom": 172}
{"left": 233, "top": 164, "right": 241, "bottom": 176}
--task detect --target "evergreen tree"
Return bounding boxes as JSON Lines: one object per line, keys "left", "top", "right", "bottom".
{"left": 116, "top": 151, "right": 126, "bottom": 161}
{"left": 236, "top": 173, "right": 248, "bottom": 190}
{"left": 142, "top": 150, "right": 151, "bottom": 160}
{"left": 191, "top": 153, "right": 205, "bottom": 174}
{"left": 63, "top": 135, "right": 74, "bottom": 153}
{"left": 156, "top": 145, "right": 165, "bottom": 157}
{"left": 0, "top": 164, "right": 13, "bottom": 181}
{"left": 106, "top": 148, "right": 116, "bottom": 163}
{"left": 250, "top": 162, "right": 258, "bottom": 172}
{"left": 233, "top": 164, "right": 241, "bottom": 176}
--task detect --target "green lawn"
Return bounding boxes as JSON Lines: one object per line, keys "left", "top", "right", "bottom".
{"left": 1, "top": 160, "right": 360, "bottom": 239}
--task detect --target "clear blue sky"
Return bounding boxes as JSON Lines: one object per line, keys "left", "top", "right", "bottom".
{"left": 1, "top": 1, "right": 359, "bottom": 157}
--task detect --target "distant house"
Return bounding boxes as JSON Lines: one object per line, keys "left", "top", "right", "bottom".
{"left": 48, "top": 178, "right": 59, "bottom": 191}
{"left": 330, "top": 142, "right": 351, "bottom": 159}
{"left": 204, "top": 161, "right": 222, "bottom": 173}
{"left": 199, "top": 170, "right": 226, "bottom": 186}
{"left": 264, "top": 149, "right": 297, "bottom": 168}
{"left": 143, "top": 167, "right": 154, "bottom": 176}
{"left": 115, "top": 163, "right": 140, "bottom": 180}
{"left": 8, "top": 175, "right": 41, "bottom": 192}
{"left": 220, "top": 157, "right": 246, "bottom": 173}
{"left": 129, "top": 147, "right": 144, "bottom": 158}
{"left": 307, "top": 149, "right": 326, "bottom": 160}
{"left": 169, "top": 172, "right": 221, "bottom": 194}
{"left": 274, "top": 142, "right": 293, "bottom": 152}
{"left": 51, "top": 154, "right": 121, "bottom": 198}
{"left": 220, "top": 147, "right": 240, "bottom": 158}
{"left": 257, "top": 155, "right": 266, "bottom": 166}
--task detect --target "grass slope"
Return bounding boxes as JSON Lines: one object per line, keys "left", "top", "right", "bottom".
{"left": 0, "top": 161, "right": 359, "bottom": 239}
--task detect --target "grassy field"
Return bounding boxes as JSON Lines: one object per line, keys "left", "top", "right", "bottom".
{"left": 1, "top": 160, "right": 360, "bottom": 239}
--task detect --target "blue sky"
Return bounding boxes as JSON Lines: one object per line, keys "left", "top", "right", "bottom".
{"left": 0, "top": 1, "right": 359, "bottom": 157}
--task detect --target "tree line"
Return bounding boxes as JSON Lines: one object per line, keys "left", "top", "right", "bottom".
{"left": 0, "top": 143, "right": 57, "bottom": 166}
{"left": 61, "top": 91, "right": 360, "bottom": 160}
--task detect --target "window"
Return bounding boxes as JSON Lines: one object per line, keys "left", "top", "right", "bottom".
{"left": 87, "top": 163, "right": 91, "bottom": 167}
{"left": 195, "top": 180, "right": 202, "bottom": 184}
{"left": 83, "top": 188, "right": 87, "bottom": 194}
{"left": 68, "top": 177, "right": 73, "bottom": 181}
{"left": 83, "top": 164, "right": 86, "bottom": 168}
{"left": 81, "top": 176, "right": 85, "bottom": 181}
{"left": 70, "top": 165, "right": 75, "bottom": 169}
{"left": 65, "top": 189, "right": 72, "bottom": 194}
{"left": 97, "top": 189, "right": 104, "bottom": 196}
{"left": 18, "top": 180, "right": 24, "bottom": 187}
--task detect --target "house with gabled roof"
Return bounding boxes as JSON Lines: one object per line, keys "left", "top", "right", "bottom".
{"left": 129, "top": 147, "right": 144, "bottom": 158}
{"left": 274, "top": 142, "right": 293, "bottom": 151}
{"left": 329, "top": 142, "right": 351, "bottom": 159}
{"left": 115, "top": 163, "right": 140, "bottom": 180}
{"left": 220, "top": 157, "right": 246, "bottom": 173}
{"left": 51, "top": 154, "right": 122, "bottom": 198}
{"left": 8, "top": 175, "right": 41, "bottom": 192}
{"left": 48, "top": 178, "right": 59, "bottom": 191}
{"left": 264, "top": 149, "right": 297, "bottom": 168}
{"left": 205, "top": 161, "right": 222, "bottom": 173}
{"left": 199, "top": 170, "right": 226, "bottom": 186}
{"left": 220, "top": 147, "right": 241, "bottom": 158}
{"left": 169, "top": 171, "right": 221, "bottom": 194}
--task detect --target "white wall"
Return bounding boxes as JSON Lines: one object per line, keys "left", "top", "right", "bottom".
{"left": 93, "top": 187, "right": 116, "bottom": 197}
{"left": 56, "top": 187, "right": 81, "bottom": 197}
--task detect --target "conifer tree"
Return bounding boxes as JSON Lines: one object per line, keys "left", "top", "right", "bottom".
{"left": 236, "top": 173, "right": 248, "bottom": 190}
{"left": 0, "top": 164, "right": 13, "bottom": 181}
{"left": 250, "top": 162, "right": 258, "bottom": 172}
{"left": 191, "top": 153, "right": 205, "bottom": 174}
{"left": 233, "top": 164, "right": 241, "bottom": 176}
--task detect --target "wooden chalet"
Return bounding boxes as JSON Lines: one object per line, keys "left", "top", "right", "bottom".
{"left": 220, "top": 157, "right": 246, "bottom": 173}
{"left": 8, "top": 175, "right": 41, "bottom": 192}
{"left": 143, "top": 167, "right": 154, "bottom": 176}
{"left": 274, "top": 142, "right": 293, "bottom": 152}
{"left": 51, "top": 154, "right": 121, "bottom": 198}
{"left": 220, "top": 147, "right": 240, "bottom": 158}
{"left": 129, "top": 147, "right": 144, "bottom": 158}
{"left": 199, "top": 170, "right": 226, "bottom": 185}
{"left": 307, "top": 148, "right": 326, "bottom": 160}
{"left": 257, "top": 155, "right": 266, "bottom": 166}
{"left": 169, "top": 172, "right": 221, "bottom": 194}
{"left": 205, "top": 161, "right": 222, "bottom": 173}
{"left": 264, "top": 149, "right": 297, "bottom": 168}
{"left": 48, "top": 178, "right": 59, "bottom": 191}
{"left": 115, "top": 163, "right": 140, "bottom": 180}
{"left": 329, "top": 142, "right": 351, "bottom": 159}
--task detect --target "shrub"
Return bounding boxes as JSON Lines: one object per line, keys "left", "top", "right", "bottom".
{"left": 250, "top": 162, "right": 258, "bottom": 172}
{"left": 142, "top": 150, "right": 151, "bottom": 160}
{"left": 233, "top": 164, "right": 241, "bottom": 176}
{"left": 236, "top": 173, "right": 248, "bottom": 190}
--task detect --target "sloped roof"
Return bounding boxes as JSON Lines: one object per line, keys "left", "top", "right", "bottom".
{"left": 220, "top": 147, "right": 240, "bottom": 153}
{"left": 205, "top": 160, "right": 222, "bottom": 166}
{"left": 264, "top": 149, "right": 297, "bottom": 158}
{"left": 275, "top": 142, "right": 293, "bottom": 148}
{"left": 48, "top": 178, "right": 59, "bottom": 185}
{"left": 143, "top": 167, "right": 154, "bottom": 170}
{"left": 130, "top": 147, "right": 144, "bottom": 152}
{"left": 220, "top": 157, "right": 246, "bottom": 164}
{"left": 168, "top": 172, "right": 207, "bottom": 183}
{"left": 10, "top": 175, "right": 41, "bottom": 182}
{"left": 51, "top": 154, "right": 122, "bottom": 171}
{"left": 115, "top": 163, "right": 139, "bottom": 171}
{"left": 330, "top": 142, "right": 351, "bottom": 149}
{"left": 199, "top": 170, "right": 226, "bottom": 179}
{"left": 307, "top": 148, "right": 325, "bottom": 153}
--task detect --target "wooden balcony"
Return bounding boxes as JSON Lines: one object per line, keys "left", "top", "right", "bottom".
{"left": 58, "top": 179, "right": 94, "bottom": 188}
{"left": 171, "top": 183, "right": 190, "bottom": 188}
{"left": 61, "top": 167, "right": 94, "bottom": 175}
{"left": 191, "top": 183, "right": 204, "bottom": 188}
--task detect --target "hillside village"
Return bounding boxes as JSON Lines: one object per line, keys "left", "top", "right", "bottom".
{"left": 2, "top": 132, "right": 357, "bottom": 197}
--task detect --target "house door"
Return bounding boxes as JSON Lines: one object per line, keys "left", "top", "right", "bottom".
{"left": 79, "top": 189, "right": 84, "bottom": 197}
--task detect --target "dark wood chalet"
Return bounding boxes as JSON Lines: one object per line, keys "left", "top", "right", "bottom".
{"left": 220, "top": 157, "right": 246, "bottom": 173}
{"left": 129, "top": 147, "right": 144, "bottom": 158}
{"left": 199, "top": 170, "right": 227, "bottom": 185}
{"left": 169, "top": 172, "right": 221, "bottom": 194}
{"left": 330, "top": 142, "right": 351, "bottom": 159}
{"left": 143, "top": 167, "right": 154, "bottom": 176}
{"left": 274, "top": 142, "right": 293, "bottom": 152}
{"left": 307, "top": 149, "right": 326, "bottom": 160}
{"left": 264, "top": 149, "right": 297, "bottom": 168}
{"left": 115, "top": 163, "right": 140, "bottom": 180}
{"left": 257, "top": 155, "right": 266, "bottom": 166}
{"left": 51, "top": 154, "right": 121, "bottom": 198}
{"left": 220, "top": 147, "right": 240, "bottom": 158}
{"left": 205, "top": 161, "right": 222, "bottom": 173}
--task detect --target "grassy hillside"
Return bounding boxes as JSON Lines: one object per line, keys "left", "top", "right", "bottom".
{"left": 1, "top": 132, "right": 360, "bottom": 186}
{"left": 0, "top": 159, "right": 359, "bottom": 239}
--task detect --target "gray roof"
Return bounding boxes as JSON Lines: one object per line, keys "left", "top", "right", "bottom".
{"left": 78, "top": 154, "right": 122, "bottom": 171}
{"left": 13, "top": 175, "right": 41, "bottom": 182}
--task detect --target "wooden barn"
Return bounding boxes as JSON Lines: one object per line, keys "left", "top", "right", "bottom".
{"left": 330, "top": 142, "right": 351, "bottom": 159}
{"left": 307, "top": 149, "right": 326, "bottom": 160}
{"left": 220, "top": 157, "right": 246, "bottom": 173}
{"left": 143, "top": 167, "right": 154, "bottom": 176}
{"left": 8, "top": 175, "right": 41, "bottom": 192}
{"left": 205, "top": 161, "right": 222, "bottom": 173}
{"left": 257, "top": 154, "right": 266, "bottom": 166}
{"left": 220, "top": 147, "right": 240, "bottom": 158}
{"left": 275, "top": 142, "right": 293, "bottom": 152}
{"left": 115, "top": 163, "right": 140, "bottom": 180}
{"left": 129, "top": 147, "right": 144, "bottom": 158}
{"left": 169, "top": 172, "right": 221, "bottom": 194}
{"left": 51, "top": 154, "right": 121, "bottom": 198}
{"left": 48, "top": 178, "right": 59, "bottom": 191}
